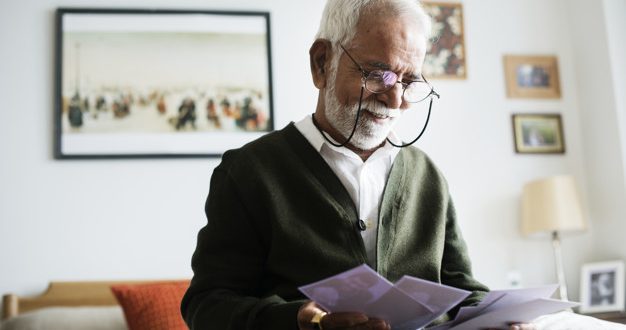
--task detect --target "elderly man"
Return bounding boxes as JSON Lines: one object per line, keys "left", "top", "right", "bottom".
{"left": 182, "top": 1, "right": 534, "bottom": 329}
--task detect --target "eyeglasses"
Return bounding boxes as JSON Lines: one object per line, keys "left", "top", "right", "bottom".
{"left": 340, "top": 44, "right": 439, "bottom": 103}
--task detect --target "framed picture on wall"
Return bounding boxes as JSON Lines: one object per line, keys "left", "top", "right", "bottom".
{"left": 503, "top": 55, "right": 561, "bottom": 99}
{"left": 580, "top": 261, "right": 625, "bottom": 314}
{"left": 55, "top": 8, "right": 274, "bottom": 159}
{"left": 421, "top": 2, "right": 466, "bottom": 79}
{"left": 511, "top": 114, "right": 565, "bottom": 154}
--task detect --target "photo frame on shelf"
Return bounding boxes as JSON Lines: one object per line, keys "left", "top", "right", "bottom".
{"left": 580, "top": 261, "right": 625, "bottom": 314}
{"left": 55, "top": 8, "right": 273, "bottom": 159}
{"left": 422, "top": 2, "right": 466, "bottom": 79}
{"left": 511, "top": 114, "right": 565, "bottom": 154}
{"left": 503, "top": 55, "right": 561, "bottom": 99}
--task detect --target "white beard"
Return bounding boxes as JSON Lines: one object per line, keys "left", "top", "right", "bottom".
{"left": 324, "top": 82, "right": 400, "bottom": 150}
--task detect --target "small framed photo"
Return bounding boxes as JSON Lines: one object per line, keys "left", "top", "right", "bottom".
{"left": 511, "top": 114, "right": 565, "bottom": 154}
{"left": 55, "top": 8, "right": 274, "bottom": 159}
{"left": 422, "top": 2, "right": 466, "bottom": 79}
{"left": 580, "top": 261, "right": 625, "bottom": 314}
{"left": 503, "top": 55, "right": 561, "bottom": 99}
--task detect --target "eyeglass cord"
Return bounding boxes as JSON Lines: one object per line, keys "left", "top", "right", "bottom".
{"left": 386, "top": 96, "right": 434, "bottom": 148}
{"left": 311, "top": 87, "right": 365, "bottom": 148}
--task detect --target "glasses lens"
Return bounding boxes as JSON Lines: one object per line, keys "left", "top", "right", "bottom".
{"left": 365, "top": 70, "right": 398, "bottom": 93}
{"left": 403, "top": 81, "right": 433, "bottom": 103}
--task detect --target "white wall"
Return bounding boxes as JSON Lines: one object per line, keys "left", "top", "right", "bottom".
{"left": 1, "top": 0, "right": 623, "bottom": 305}
{"left": 570, "top": 0, "right": 626, "bottom": 263}
{"left": 567, "top": 0, "right": 626, "bottom": 268}
{"left": 604, "top": 0, "right": 626, "bottom": 183}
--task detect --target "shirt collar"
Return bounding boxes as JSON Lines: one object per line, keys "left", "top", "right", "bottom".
{"left": 295, "top": 114, "right": 326, "bottom": 152}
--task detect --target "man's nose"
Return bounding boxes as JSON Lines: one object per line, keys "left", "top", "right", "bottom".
{"left": 376, "top": 83, "right": 404, "bottom": 109}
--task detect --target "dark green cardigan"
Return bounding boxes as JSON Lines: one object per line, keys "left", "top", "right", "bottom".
{"left": 181, "top": 123, "right": 488, "bottom": 329}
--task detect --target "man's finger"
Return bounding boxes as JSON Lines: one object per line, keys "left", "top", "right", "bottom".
{"left": 333, "top": 317, "right": 390, "bottom": 330}
{"left": 321, "top": 312, "right": 369, "bottom": 328}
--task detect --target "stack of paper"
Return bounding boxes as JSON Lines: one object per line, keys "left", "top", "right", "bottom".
{"left": 298, "top": 264, "right": 577, "bottom": 330}
{"left": 430, "top": 285, "right": 577, "bottom": 329}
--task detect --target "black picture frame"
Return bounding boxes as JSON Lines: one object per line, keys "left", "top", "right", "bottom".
{"left": 55, "top": 8, "right": 274, "bottom": 159}
{"left": 511, "top": 113, "right": 565, "bottom": 154}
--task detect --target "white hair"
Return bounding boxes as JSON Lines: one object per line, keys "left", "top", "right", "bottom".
{"left": 315, "top": 0, "right": 432, "bottom": 47}
{"left": 316, "top": 0, "right": 432, "bottom": 86}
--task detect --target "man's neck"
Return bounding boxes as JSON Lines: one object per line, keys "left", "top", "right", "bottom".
{"left": 345, "top": 141, "right": 384, "bottom": 162}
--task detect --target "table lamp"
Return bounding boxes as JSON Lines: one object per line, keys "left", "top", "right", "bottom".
{"left": 521, "top": 175, "right": 587, "bottom": 301}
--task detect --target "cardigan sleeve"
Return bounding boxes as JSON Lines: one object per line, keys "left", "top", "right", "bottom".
{"left": 180, "top": 167, "right": 304, "bottom": 330}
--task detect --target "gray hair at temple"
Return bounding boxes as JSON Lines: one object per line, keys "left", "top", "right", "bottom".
{"left": 315, "top": 0, "right": 432, "bottom": 47}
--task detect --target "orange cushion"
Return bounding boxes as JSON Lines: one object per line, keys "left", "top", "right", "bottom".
{"left": 110, "top": 281, "right": 189, "bottom": 330}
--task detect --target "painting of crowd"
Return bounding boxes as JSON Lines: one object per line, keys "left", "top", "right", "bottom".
{"left": 62, "top": 86, "right": 270, "bottom": 134}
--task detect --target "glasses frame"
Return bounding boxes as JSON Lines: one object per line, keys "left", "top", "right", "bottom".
{"left": 339, "top": 44, "right": 439, "bottom": 103}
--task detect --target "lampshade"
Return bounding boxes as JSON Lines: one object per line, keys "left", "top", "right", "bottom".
{"left": 521, "top": 175, "right": 586, "bottom": 235}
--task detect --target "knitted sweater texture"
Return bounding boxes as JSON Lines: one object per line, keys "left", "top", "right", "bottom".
{"left": 181, "top": 123, "right": 488, "bottom": 329}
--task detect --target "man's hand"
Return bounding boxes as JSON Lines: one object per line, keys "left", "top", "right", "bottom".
{"left": 297, "top": 300, "right": 390, "bottom": 330}
{"left": 297, "top": 301, "right": 535, "bottom": 330}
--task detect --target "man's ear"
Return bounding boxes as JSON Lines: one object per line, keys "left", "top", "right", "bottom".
{"left": 309, "top": 39, "right": 333, "bottom": 89}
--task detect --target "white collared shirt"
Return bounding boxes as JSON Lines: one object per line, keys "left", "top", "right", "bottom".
{"left": 294, "top": 115, "right": 400, "bottom": 267}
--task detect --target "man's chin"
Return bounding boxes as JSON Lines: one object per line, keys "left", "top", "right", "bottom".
{"left": 349, "top": 122, "right": 394, "bottom": 150}
{"left": 350, "top": 134, "right": 389, "bottom": 151}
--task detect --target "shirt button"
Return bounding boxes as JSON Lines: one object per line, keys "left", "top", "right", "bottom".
{"left": 358, "top": 219, "right": 367, "bottom": 231}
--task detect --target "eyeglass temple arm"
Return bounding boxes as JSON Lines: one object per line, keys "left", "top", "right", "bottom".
{"left": 421, "top": 74, "right": 440, "bottom": 99}
{"left": 339, "top": 44, "right": 366, "bottom": 74}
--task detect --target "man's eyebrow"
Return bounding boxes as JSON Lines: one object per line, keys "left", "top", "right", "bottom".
{"left": 366, "top": 61, "right": 391, "bottom": 70}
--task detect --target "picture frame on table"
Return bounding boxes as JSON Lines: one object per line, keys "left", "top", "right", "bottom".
{"left": 421, "top": 2, "right": 466, "bottom": 79}
{"left": 55, "top": 8, "right": 274, "bottom": 159}
{"left": 511, "top": 114, "right": 565, "bottom": 154}
{"left": 503, "top": 55, "right": 561, "bottom": 99}
{"left": 579, "top": 260, "right": 625, "bottom": 314}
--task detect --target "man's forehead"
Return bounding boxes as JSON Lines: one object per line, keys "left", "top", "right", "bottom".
{"left": 349, "top": 42, "right": 426, "bottom": 75}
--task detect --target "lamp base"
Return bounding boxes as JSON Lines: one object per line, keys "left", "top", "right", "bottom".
{"left": 552, "top": 231, "right": 569, "bottom": 301}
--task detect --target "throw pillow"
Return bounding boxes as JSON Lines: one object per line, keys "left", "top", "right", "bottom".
{"left": 110, "top": 280, "right": 189, "bottom": 330}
